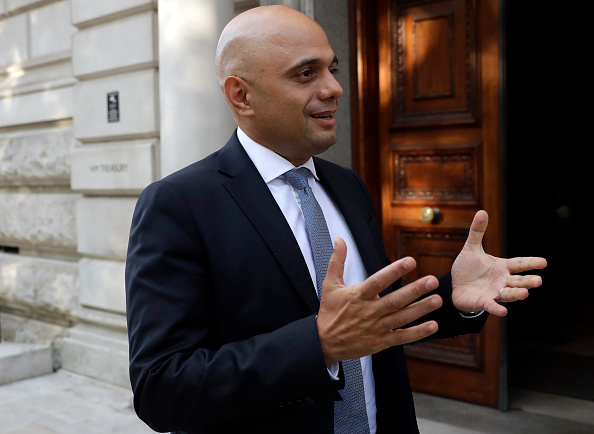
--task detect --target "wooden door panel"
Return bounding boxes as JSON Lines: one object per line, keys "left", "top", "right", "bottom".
{"left": 394, "top": 227, "right": 482, "bottom": 370}
{"left": 392, "top": 142, "right": 481, "bottom": 205}
{"left": 406, "top": 335, "right": 482, "bottom": 369}
{"left": 392, "top": 226, "right": 467, "bottom": 284}
{"left": 391, "top": 0, "right": 480, "bottom": 127}
{"left": 352, "top": 0, "right": 502, "bottom": 407}
{"left": 385, "top": 0, "right": 500, "bottom": 408}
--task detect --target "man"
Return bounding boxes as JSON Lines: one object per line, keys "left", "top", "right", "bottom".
{"left": 125, "top": 6, "right": 546, "bottom": 433}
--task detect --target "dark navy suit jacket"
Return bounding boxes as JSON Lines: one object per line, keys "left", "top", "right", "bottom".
{"left": 125, "top": 131, "right": 486, "bottom": 433}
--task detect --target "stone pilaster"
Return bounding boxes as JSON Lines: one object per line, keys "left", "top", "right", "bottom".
{"left": 64, "top": 0, "right": 160, "bottom": 387}
{"left": 157, "top": 0, "right": 236, "bottom": 177}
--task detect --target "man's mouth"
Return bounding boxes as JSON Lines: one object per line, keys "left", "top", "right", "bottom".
{"left": 310, "top": 111, "right": 335, "bottom": 119}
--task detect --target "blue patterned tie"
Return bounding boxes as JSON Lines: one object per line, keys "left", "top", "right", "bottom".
{"left": 283, "top": 168, "right": 370, "bottom": 434}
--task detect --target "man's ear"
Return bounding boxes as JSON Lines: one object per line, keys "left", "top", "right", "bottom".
{"left": 224, "top": 76, "right": 254, "bottom": 118}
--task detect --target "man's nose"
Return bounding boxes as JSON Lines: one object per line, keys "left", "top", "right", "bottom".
{"left": 319, "top": 72, "right": 343, "bottom": 101}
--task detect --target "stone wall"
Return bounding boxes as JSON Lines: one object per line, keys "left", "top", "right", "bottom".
{"left": 0, "top": 0, "right": 78, "bottom": 345}
{"left": 0, "top": 0, "right": 160, "bottom": 386}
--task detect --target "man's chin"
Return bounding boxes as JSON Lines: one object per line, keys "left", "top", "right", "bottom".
{"left": 309, "top": 131, "right": 338, "bottom": 153}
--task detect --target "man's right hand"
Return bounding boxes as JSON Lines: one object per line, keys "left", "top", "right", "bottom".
{"left": 316, "top": 237, "right": 442, "bottom": 364}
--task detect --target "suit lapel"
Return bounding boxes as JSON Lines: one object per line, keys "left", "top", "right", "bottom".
{"left": 218, "top": 133, "right": 320, "bottom": 314}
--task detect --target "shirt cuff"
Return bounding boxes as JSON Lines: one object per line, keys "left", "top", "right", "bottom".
{"left": 327, "top": 362, "right": 339, "bottom": 380}
{"left": 458, "top": 310, "right": 485, "bottom": 318}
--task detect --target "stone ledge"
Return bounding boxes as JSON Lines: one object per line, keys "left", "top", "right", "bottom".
{"left": 0, "top": 312, "right": 69, "bottom": 344}
{"left": 0, "top": 343, "right": 53, "bottom": 385}
{"left": 72, "top": 0, "right": 156, "bottom": 29}
{"left": 2, "top": 0, "right": 58, "bottom": 16}
{"left": 0, "top": 76, "right": 76, "bottom": 99}
{"left": 0, "top": 49, "right": 70, "bottom": 75}
{"left": 61, "top": 324, "right": 129, "bottom": 388}
{"left": 0, "top": 86, "right": 73, "bottom": 128}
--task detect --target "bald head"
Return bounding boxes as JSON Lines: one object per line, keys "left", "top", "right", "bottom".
{"left": 214, "top": 5, "right": 343, "bottom": 165}
{"left": 215, "top": 6, "right": 326, "bottom": 89}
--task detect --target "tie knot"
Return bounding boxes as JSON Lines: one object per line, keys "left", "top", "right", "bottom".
{"left": 283, "top": 167, "right": 310, "bottom": 190}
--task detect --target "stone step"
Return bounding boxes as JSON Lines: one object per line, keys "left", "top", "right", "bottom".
{"left": 0, "top": 343, "right": 53, "bottom": 386}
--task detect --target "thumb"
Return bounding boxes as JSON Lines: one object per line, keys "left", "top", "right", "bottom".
{"left": 465, "top": 210, "right": 488, "bottom": 250}
{"left": 323, "top": 237, "right": 347, "bottom": 289}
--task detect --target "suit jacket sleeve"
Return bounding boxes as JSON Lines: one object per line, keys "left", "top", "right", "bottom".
{"left": 125, "top": 179, "right": 340, "bottom": 432}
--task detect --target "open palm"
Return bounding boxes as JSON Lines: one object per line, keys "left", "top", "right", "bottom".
{"left": 451, "top": 211, "right": 547, "bottom": 317}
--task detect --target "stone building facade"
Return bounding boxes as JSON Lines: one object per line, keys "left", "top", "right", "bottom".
{"left": 0, "top": 0, "right": 351, "bottom": 387}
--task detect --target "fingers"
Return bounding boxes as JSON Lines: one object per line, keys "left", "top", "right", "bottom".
{"left": 383, "top": 321, "right": 439, "bottom": 347}
{"left": 465, "top": 210, "right": 489, "bottom": 247}
{"left": 377, "top": 293, "right": 442, "bottom": 331}
{"left": 505, "top": 274, "right": 542, "bottom": 289}
{"left": 375, "top": 275, "right": 439, "bottom": 318}
{"left": 499, "top": 287, "right": 529, "bottom": 302}
{"left": 358, "top": 256, "right": 417, "bottom": 300}
{"left": 507, "top": 256, "right": 547, "bottom": 274}
{"left": 318, "top": 262, "right": 441, "bottom": 362}
{"left": 498, "top": 273, "right": 542, "bottom": 305}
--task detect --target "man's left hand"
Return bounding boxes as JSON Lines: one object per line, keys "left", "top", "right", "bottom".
{"left": 451, "top": 210, "right": 547, "bottom": 317}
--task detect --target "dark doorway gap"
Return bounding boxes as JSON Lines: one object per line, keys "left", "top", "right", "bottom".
{"left": 504, "top": 2, "right": 592, "bottom": 402}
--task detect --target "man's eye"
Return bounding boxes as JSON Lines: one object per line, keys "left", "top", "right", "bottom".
{"left": 330, "top": 67, "right": 340, "bottom": 75}
{"left": 298, "top": 70, "right": 313, "bottom": 78}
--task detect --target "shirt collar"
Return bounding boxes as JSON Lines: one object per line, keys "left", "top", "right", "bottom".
{"left": 237, "top": 127, "right": 319, "bottom": 183}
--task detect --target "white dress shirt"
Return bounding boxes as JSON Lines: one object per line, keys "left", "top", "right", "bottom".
{"left": 237, "top": 128, "right": 377, "bottom": 433}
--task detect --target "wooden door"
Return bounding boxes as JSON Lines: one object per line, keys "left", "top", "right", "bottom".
{"left": 351, "top": 0, "right": 503, "bottom": 407}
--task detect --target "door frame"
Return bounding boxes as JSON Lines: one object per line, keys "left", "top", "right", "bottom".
{"left": 350, "top": 0, "right": 382, "bottom": 218}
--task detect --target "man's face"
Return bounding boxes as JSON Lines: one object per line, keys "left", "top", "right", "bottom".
{"left": 244, "top": 26, "right": 344, "bottom": 165}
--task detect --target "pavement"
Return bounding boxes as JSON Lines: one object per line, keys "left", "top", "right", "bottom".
{"left": 1, "top": 370, "right": 593, "bottom": 434}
